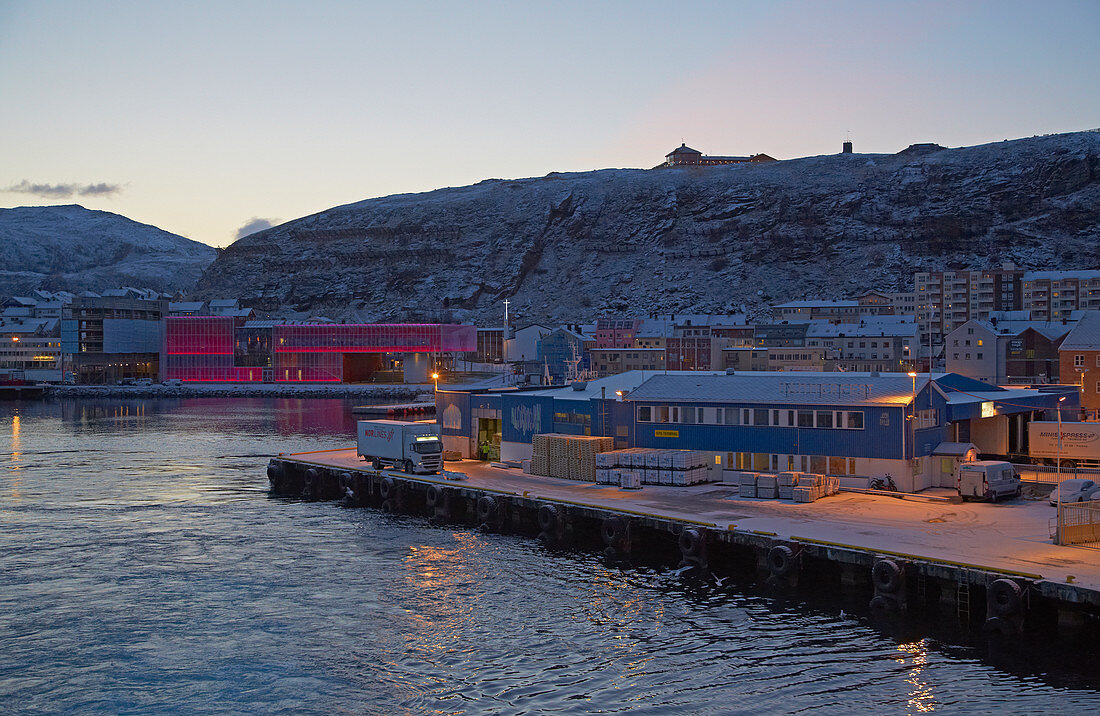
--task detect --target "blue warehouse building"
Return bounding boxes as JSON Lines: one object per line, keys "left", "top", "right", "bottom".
{"left": 437, "top": 371, "right": 1076, "bottom": 492}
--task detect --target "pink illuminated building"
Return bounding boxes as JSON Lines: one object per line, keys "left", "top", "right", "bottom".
{"left": 162, "top": 318, "right": 476, "bottom": 383}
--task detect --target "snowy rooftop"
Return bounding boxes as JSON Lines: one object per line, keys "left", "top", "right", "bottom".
{"left": 526, "top": 370, "right": 726, "bottom": 402}
{"left": 773, "top": 300, "right": 860, "bottom": 308}
{"left": 1024, "top": 270, "right": 1100, "bottom": 281}
{"left": 1059, "top": 311, "right": 1100, "bottom": 350}
{"left": 625, "top": 371, "right": 941, "bottom": 406}
{"left": 806, "top": 322, "right": 919, "bottom": 338}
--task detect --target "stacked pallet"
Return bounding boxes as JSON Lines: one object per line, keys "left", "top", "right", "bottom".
{"left": 595, "top": 448, "right": 713, "bottom": 486}
{"left": 790, "top": 474, "right": 841, "bottom": 502}
{"left": 736, "top": 471, "right": 841, "bottom": 502}
{"left": 777, "top": 471, "right": 802, "bottom": 500}
{"left": 756, "top": 473, "right": 778, "bottom": 499}
{"left": 738, "top": 471, "right": 758, "bottom": 498}
{"left": 529, "top": 434, "right": 614, "bottom": 481}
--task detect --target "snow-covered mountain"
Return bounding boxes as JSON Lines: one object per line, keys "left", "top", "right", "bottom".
{"left": 0, "top": 204, "right": 216, "bottom": 295}
{"left": 198, "top": 131, "right": 1100, "bottom": 323}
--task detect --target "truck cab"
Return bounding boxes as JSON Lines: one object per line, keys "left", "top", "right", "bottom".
{"left": 956, "top": 461, "right": 1020, "bottom": 502}
{"left": 357, "top": 419, "right": 443, "bottom": 475}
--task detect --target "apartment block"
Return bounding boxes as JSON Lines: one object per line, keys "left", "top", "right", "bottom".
{"left": 914, "top": 268, "right": 1023, "bottom": 346}
{"left": 1022, "top": 271, "right": 1100, "bottom": 321}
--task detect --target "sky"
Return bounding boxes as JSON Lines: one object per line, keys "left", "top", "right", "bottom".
{"left": 1, "top": 0, "right": 1098, "bottom": 248}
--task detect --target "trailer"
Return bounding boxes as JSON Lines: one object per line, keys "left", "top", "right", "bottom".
{"left": 357, "top": 419, "right": 443, "bottom": 474}
{"left": 1028, "top": 421, "right": 1100, "bottom": 467}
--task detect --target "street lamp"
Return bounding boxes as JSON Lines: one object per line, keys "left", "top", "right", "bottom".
{"left": 1057, "top": 395, "right": 1066, "bottom": 483}
{"left": 431, "top": 372, "right": 439, "bottom": 393}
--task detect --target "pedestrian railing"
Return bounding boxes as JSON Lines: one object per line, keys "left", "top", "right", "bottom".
{"left": 1012, "top": 463, "right": 1100, "bottom": 484}
{"left": 1054, "top": 499, "right": 1100, "bottom": 546}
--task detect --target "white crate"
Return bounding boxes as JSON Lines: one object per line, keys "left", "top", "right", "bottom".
{"left": 619, "top": 470, "right": 641, "bottom": 489}
{"left": 741, "top": 484, "right": 757, "bottom": 498}
{"left": 757, "top": 486, "right": 778, "bottom": 500}
{"left": 777, "top": 471, "right": 800, "bottom": 487}
{"left": 778, "top": 485, "right": 793, "bottom": 500}
{"left": 757, "top": 474, "right": 778, "bottom": 490}
{"left": 793, "top": 486, "right": 814, "bottom": 503}
{"left": 738, "top": 471, "right": 758, "bottom": 487}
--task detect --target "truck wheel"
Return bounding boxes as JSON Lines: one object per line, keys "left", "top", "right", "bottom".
{"left": 372, "top": 458, "right": 382, "bottom": 470}
{"left": 404, "top": 460, "right": 413, "bottom": 474}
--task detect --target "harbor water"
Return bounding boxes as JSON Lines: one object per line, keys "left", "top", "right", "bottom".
{"left": 2, "top": 397, "right": 1100, "bottom": 714}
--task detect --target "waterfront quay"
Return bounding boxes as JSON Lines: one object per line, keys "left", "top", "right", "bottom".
{"left": 269, "top": 449, "right": 1100, "bottom": 638}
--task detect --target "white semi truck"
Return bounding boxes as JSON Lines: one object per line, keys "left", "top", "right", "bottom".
{"left": 1027, "top": 421, "right": 1100, "bottom": 467}
{"left": 357, "top": 419, "right": 443, "bottom": 474}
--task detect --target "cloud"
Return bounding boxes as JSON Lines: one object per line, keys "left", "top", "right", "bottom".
{"left": 4, "top": 180, "right": 123, "bottom": 199}
{"left": 235, "top": 217, "right": 278, "bottom": 239}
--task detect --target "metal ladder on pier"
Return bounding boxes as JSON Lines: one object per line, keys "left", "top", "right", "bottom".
{"left": 956, "top": 577, "right": 971, "bottom": 623}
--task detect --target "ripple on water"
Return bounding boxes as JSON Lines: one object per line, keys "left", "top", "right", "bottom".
{"left": 2, "top": 398, "right": 1100, "bottom": 714}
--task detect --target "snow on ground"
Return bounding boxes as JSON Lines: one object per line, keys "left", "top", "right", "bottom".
{"left": 293, "top": 450, "right": 1100, "bottom": 593}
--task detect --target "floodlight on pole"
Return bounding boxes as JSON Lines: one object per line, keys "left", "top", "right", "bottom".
{"left": 1057, "top": 395, "right": 1066, "bottom": 483}
{"left": 431, "top": 372, "right": 439, "bottom": 393}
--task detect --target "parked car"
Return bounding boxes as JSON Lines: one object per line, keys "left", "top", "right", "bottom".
{"left": 133, "top": 378, "right": 153, "bottom": 386}
{"left": 118, "top": 378, "right": 135, "bottom": 386}
{"left": 162, "top": 379, "right": 182, "bottom": 387}
{"left": 1049, "top": 479, "right": 1100, "bottom": 506}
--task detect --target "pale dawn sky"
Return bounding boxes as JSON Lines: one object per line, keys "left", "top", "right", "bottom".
{"left": 1, "top": 0, "right": 1098, "bottom": 247}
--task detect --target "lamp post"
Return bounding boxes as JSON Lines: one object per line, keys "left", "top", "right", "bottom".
{"left": 431, "top": 372, "right": 439, "bottom": 394}
{"left": 908, "top": 371, "right": 918, "bottom": 462}
{"left": 1057, "top": 395, "right": 1066, "bottom": 484}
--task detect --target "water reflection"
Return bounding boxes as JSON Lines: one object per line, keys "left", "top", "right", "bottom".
{"left": 898, "top": 639, "right": 934, "bottom": 713}
{"left": 1, "top": 397, "right": 1099, "bottom": 714}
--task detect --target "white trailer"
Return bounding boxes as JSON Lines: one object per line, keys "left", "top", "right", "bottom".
{"left": 1028, "top": 421, "right": 1100, "bottom": 466}
{"left": 357, "top": 419, "right": 443, "bottom": 474}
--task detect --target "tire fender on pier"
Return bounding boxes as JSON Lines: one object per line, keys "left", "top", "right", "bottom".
{"left": 872, "top": 559, "right": 904, "bottom": 594}
{"left": 537, "top": 504, "right": 559, "bottom": 533}
{"left": 476, "top": 495, "right": 497, "bottom": 524}
{"left": 380, "top": 477, "right": 398, "bottom": 500}
{"left": 988, "top": 578, "right": 1024, "bottom": 617}
{"left": 425, "top": 484, "right": 444, "bottom": 509}
{"left": 768, "top": 545, "right": 796, "bottom": 578}
{"left": 602, "top": 516, "right": 627, "bottom": 548}
{"left": 679, "top": 528, "right": 705, "bottom": 559}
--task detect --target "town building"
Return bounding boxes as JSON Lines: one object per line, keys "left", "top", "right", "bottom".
{"left": 805, "top": 318, "right": 920, "bottom": 372}
{"left": 438, "top": 371, "right": 1074, "bottom": 492}
{"left": 537, "top": 327, "right": 591, "bottom": 381}
{"left": 914, "top": 268, "right": 1024, "bottom": 346}
{"left": 754, "top": 323, "right": 810, "bottom": 348}
{"left": 504, "top": 323, "right": 553, "bottom": 363}
{"left": 590, "top": 347, "right": 666, "bottom": 376}
{"left": 1058, "top": 312, "right": 1100, "bottom": 417}
{"left": 0, "top": 317, "right": 62, "bottom": 382}
{"left": 1022, "top": 271, "right": 1100, "bottom": 321}
{"left": 61, "top": 295, "right": 168, "bottom": 384}
{"left": 945, "top": 312, "right": 1077, "bottom": 385}
{"left": 161, "top": 318, "right": 476, "bottom": 383}
{"left": 473, "top": 327, "right": 505, "bottom": 363}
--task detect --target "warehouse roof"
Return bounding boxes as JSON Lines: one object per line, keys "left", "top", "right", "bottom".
{"left": 526, "top": 370, "right": 726, "bottom": 402}
{"left": 626, "top": 371, "right": 954, "bottom": 406}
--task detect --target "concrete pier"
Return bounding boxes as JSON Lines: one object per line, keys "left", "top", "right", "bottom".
{"left": 267, "top": 448, "right": 1100, "bottom": 637}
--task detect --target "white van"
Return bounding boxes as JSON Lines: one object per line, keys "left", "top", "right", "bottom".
{"left": 956, "top": 461, "right": 1020, "bottom": 502}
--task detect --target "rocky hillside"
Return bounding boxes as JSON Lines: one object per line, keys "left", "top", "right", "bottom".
{"left": 196, "top": 131, "right": 1100, "bottom": 324}
{"left": 0, "top": 204, "right": 216, "bottom": 295}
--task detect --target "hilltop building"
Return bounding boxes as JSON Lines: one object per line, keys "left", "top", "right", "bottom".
{"left": 658, "top": 143, "right": 777, "bottom": 168}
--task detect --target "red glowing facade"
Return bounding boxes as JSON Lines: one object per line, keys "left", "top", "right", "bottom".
{"left": 162, "top": 318, "right": 476, "bottom": 382}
